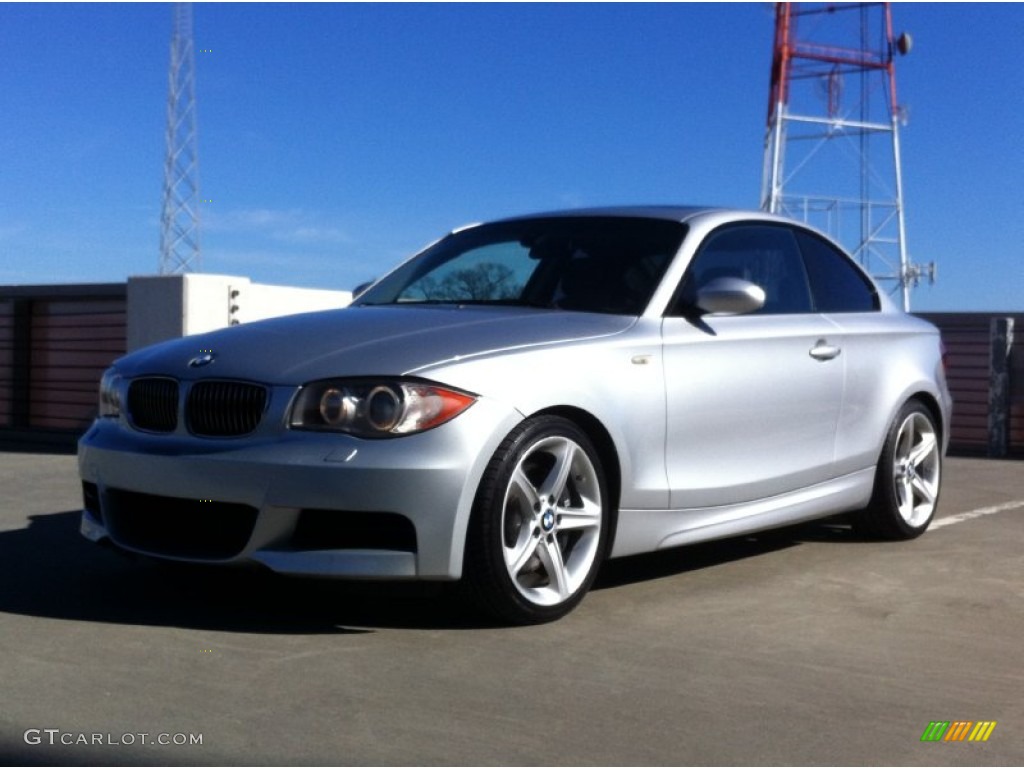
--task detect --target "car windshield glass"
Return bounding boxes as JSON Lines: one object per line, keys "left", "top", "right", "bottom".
{"left": 355, "top": 217, "right": 686, "bottom": 315}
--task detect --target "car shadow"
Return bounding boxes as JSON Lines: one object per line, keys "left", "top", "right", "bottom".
{"left": 0, "top": 510, "right": 867, "bottom": 633}
{"left": 0, "top": 511, "right": 480, "bottom": 633}
{"left": 594, "top": 515, "right": 865, "bottom": 590}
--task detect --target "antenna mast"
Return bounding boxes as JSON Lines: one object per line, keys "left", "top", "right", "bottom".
{"left": 761, "top": 2, "right": 933, "bottom": 310}
{"left": 159, "top": 2, "right": 201, "bottom": 274}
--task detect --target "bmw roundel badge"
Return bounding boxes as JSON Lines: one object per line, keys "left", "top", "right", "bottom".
{"left": 188, "top": 352, "right": 216, "bottom": 368}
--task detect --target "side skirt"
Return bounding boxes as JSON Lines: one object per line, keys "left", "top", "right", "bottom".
{"left": 609, "top": 467, "right": 875, "bottom": 559}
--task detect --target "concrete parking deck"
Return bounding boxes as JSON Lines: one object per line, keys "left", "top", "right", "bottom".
{"left": 0, "top": 452, "right": 1022, "bottom": 766}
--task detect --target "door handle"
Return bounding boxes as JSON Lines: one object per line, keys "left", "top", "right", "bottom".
{"left": 809, "top": 340, "right": 841, "bottom": 361}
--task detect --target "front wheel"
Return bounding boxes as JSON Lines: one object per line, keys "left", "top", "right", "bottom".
{"left": 855, "top": 400, "right": 942, "bottom": 540}
{"left": 464, "top": 415, "right": 610, "bottom": 624}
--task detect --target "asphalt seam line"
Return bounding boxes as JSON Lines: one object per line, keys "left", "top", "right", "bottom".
{"left": 930, "top": 500, "right": 1024, "bottom": 530}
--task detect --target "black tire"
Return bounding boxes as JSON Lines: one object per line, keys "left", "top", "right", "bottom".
{"left": 463, "top": 415, "right": 610, "bottom": 625}
{"left": 855, "top": 400, "right": 942, "bottom": 540}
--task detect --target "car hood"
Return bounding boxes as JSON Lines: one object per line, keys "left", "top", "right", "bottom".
{"left": 115, "top": 305, "right": 636, "bottom": 384}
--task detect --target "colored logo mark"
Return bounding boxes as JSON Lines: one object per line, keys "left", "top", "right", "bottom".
{"left": 921, "top": 721, "right": 997, "bottom": 742}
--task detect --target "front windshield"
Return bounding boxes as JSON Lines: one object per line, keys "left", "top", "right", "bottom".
{"left": 355, "top": 216, "right": 686, "bottom": 316}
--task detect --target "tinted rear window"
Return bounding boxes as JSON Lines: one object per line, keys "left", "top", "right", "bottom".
{"left": 795, "top": 230, "right": 880, "bottom": 313}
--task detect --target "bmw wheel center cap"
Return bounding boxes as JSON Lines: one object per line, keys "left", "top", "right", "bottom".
{"left": 541, "top": 510, "right": 556, "bottom": 532}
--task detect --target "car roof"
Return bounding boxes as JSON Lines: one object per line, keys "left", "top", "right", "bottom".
{"left": 492, "top": 205, "right": 721, "bottom": 224}
{"left": 478, "top": 205, "right": 846, "bottom": 246}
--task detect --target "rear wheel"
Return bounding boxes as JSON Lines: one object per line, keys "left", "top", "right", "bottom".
{"left": 856, "top": 401, "right": 942, "bottom": 539}
{"left": 464, "top": 415, "right": 609, "bottom": 624}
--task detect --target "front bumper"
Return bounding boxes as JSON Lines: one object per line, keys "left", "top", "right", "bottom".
{"left": 78, "top": 397, "right": 520, "bottom": 580}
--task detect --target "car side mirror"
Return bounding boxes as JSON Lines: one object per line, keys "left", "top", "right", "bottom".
{"left": 352, "top": 280, "right": 375, "bottom": 298}
{"left": 695, "top": 277, "right": 766, "bottom": 316}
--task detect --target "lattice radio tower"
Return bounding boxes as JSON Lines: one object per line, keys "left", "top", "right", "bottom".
{"left": 761, "top": 3, "right": 934, "bottom": 310}
{"left": 159, "top": 3, "right": 201, "bottom": 274}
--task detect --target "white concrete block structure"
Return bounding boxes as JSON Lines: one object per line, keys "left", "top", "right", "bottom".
{"left": 126, "top": 274, "right": 351, "bottom": 352}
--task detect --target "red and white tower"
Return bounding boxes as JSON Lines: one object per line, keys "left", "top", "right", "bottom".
{"left": 761, "top": 3, "right": 933, "bottom": 310}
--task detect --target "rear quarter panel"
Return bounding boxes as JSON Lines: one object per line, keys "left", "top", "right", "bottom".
{"left": 828, "top": 310, "right": 950, "bottom": 476}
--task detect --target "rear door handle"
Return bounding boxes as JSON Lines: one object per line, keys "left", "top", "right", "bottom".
{"left": 809, "top": 340, "right": 841, "bottom": 361}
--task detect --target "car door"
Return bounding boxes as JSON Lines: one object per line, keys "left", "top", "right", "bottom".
{"left": 792, "top": 227, "right": 893, "bottom": 478}
{"left": 661, "top": 223, "right": 845, "bottom": 510}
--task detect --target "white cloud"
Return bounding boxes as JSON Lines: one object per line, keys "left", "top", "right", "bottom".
{"left": 0, "top": 223, "right": 29, "bottom": 241}
{"left": 204, "top": 207, "right": 303, "bottom": 231}
{"left": 272, "top": 225, "right": 351, "bottom": 245}
{"left": 202, "top": 207, "right": 353, "bottom": 247}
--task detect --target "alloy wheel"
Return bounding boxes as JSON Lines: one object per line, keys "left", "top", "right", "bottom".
{"left": 892, "top": 411, "right": 941, "bottom": 528}
{"left": 500, "top": 434, "right": 603, "bottom": 608}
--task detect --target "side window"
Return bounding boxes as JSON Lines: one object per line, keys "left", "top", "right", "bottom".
{"left": 673, "top": 224, "right": 813, "bottom": 315}
{"left": 795, "top": 230, "right": 880, "bottom": 312}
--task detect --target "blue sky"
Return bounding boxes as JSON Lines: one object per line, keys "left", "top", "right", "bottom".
{"left": 1, "top": 2, "right": 1021, "bottom": 311}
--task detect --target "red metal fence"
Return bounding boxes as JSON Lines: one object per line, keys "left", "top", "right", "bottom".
{"left": 918, "top": 313, "right": 1022, "bottom": 457}
{"left": 0, "top": 285, "right": 126, "bottom": 447}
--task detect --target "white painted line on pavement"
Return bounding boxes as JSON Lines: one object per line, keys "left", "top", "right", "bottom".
{"left": 930, "top": 500, "right": 1024, "bottom": 530}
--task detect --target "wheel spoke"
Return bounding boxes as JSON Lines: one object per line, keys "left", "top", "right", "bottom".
{"left": 909, "top": 431, "right": 937, "bottom": 468}
{"left": 911, "top": 475, "right": 937, "bottom": 506}
{"left": 556, "top": 498, "right": 602, "bottom": 531}
{"left": 537, "top": 535, "right": 570, "bottom": 599}
{"left": 505, "top": 529, "right": 541, "bottom": 576}
{"left": 897, "top": 475, "right": 915, "bottom": 518}
{"left": 509, "top": 466, "right": 540, "bottom": 511}
{"left": 537, "top": 440, "right": 574, "bottom": 503}
{"left": 899, "top": 417, "right": 916, "bottom": 459}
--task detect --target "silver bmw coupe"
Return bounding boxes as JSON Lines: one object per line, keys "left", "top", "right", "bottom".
{"left": 79, "top": 207, "right": 951, "bottom": 623}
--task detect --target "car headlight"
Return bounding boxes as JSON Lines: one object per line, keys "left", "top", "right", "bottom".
{"left": 289, "top": 379, "right": 477, "bottom": 437}
{"left": 98, "top": 368, "right": 123, "bottom": 418}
